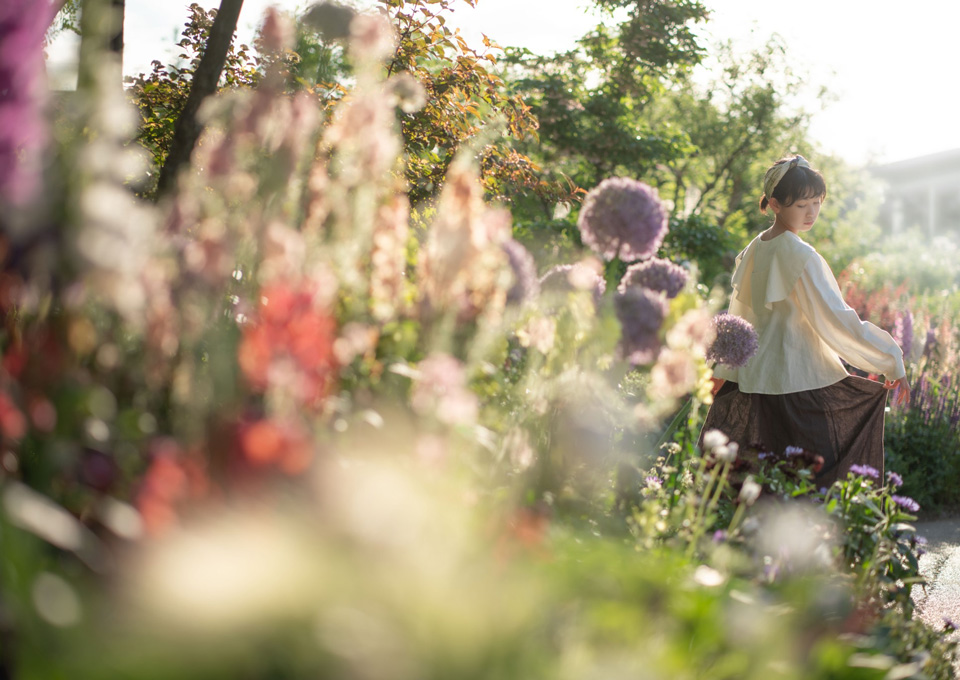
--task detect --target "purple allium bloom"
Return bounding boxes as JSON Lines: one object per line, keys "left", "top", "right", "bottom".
{"left": 615, "top": 286, "right": 667, "bottom": 365}
{"left": 891, "top": 495, "right": 920, "bottom": 514}
{"left": 577, "top": 177, "right": 668, "bottom": 262}
{"left": 886, "top": 471, "right": 903, "bottom": 488}
{"left": 705, "top": 313, "right": 759, "bottom": 368}
{"left": 0, "top": 0, "right": 50, "bottom": 206}
{"left": 892, "top": 311, "right": 913, "bottom": 358}
{"left": 539, "top": 263, "right": 606, "bottom": 307}
{"left": 618, "top": 257, "right": 689, "bottom": 298}
{"left": 849, "top": 464, "right": 880, "bottom": 480}
{"left": 501, "top": 239, "right": 539, "bottom": 305}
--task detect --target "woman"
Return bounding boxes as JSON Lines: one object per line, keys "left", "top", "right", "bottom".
{"left": 702, "top": 155, "right": 910, "bottom": 485}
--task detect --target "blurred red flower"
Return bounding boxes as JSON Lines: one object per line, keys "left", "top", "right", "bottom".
{"left": 238, "top": 281, "right": 338, "bottom": 407}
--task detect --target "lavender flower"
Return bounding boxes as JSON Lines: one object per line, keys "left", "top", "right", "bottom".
{"left": 705, "top": 313, "right": 759, "bottom": 368}
{"left": 615, "top": 286, "right": 667, "bottom": 365}
{"left": 849, "top": 464, "right": 880, "bottom": 480}
{"left": 618, "top": 257, "right": 689, "bottom": 298}
{"left": 892, "top": 310, "right": 913, "bottom": 358}
{"left": 891, "top": 495, "right": 920, "bottom": 514}
{"left": 0, "top": 0, "right": 50, "bottom": 206}
{"left": 886, "top": 471, "right": 903, "bottom": 488}
{"left": 577, "top": 177, "right": 667, "bottom": 262}
{"left": 502, "top": 239, "right": 539, "bottom": 305}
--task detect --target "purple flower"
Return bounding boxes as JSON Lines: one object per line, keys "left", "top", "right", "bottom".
{"left": 539, "top": 262, "right": 606, "bottom": 307}
{"left": 618, "top": 257, "right": 689, "bottom": 298}
{"left": 705, "top": 313, "right": 759, "bottom": 368}
{"left": 886, "top": 471, "right": 903, "bottom": 488}
{"left": 785, "top": 446, "right": 804, "bottom": 457}
{"left": 849, "top": 464, "right": 880, "bottom": 480}
{"left": 615, "top": 286, "right": 667, "bottom": 365}
{"left": 577, "top": 177, "right": 668, "bottom": 262}
{"left": 923, "top": 327, "right": 937, "bottom": 357}
{"left": 501, "top": 239, "right": 539, "bottom": 305}
{"left": 712, "top": 530, "right": 727, "bottom": 543}
{"left": 944, "top": 617, "right": 957, "bottom": 633}
{"left": 891, "top": 495, "right": 920, "bottom": 514}
{"left": 0, "top": 0, "right": 50, "bottom": 206}
{"left": 892, "top": 311, "right": 913, "bottom": 358}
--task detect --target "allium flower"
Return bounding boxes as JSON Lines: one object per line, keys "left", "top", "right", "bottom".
{"left": 502, "top": 239, "right": 539, "bottom": 305}
{"left": 714, "top": 442, "right": 738, "bottom": 463}
{"left": 891, "top": 495, "right": 920, "bottom": 514}
{"left": 0, "top": 0, "right": 50, "bottom": 206}
{"left": 539, "top": 261, "right": 606, "bottom": 307}
{"left": 849, "top": 464, "right": 880, "bottom": 480}
{"left": 615, "top": 286, "right": 667, "bottom": 364}
{"left": 705, "top": 313, "right": 759, "bottom": 368}
{"left": 702, "top": 429, "right": 729, "bottom": 451}
{"left": 892, "top": 310, "right": 914, "bottom": 358}
{"left": 577, "top": 177, "right": 667, "bottom": 262}
{"left": 619, "top": 257, "right": 688, "bottom": 298}
{"left": 739, "top": 475, "right": 762, "bottom": 505}
{"left": 886, "top": 471, "right": 904, "bottom": 488}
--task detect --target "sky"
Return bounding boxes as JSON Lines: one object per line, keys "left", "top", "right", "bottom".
{"left": 46, "top": 0, "right": 960, "bottom": 167}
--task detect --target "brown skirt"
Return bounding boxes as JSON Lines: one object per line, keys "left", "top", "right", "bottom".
{"left": 699, "top": 376, "right": 888, "bottom": 487}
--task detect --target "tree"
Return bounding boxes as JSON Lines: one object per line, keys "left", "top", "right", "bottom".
{"left": 126, "top": 3, "right": 262, "bottom": 185}
{"left": 380, "top": 0, "right": 578, "bottom": 209}
{"left": 156, "top": 0, "right": 244, "bottom": 197}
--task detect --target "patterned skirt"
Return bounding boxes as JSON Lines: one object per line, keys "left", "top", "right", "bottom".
{"left": 699, "top": 375, "right": 888, "bottom": 487}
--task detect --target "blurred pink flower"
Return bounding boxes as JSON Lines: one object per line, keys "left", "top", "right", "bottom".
{"left": 410, "top": 353, "right": 478, "bottom": 427}
{"left": 0, "top": 0, "right": 51, "bottom": 206}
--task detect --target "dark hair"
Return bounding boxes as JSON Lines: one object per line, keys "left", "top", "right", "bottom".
{"left": 759, "top": 162, "right": 827, "bottom": 214}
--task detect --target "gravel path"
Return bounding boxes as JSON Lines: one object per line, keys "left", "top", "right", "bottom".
{"left": 913, "top": 518, "right": 960, "bottom": 672}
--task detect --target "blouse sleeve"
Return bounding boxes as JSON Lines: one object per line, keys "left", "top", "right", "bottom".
{"left": 793, "top": 254, "right": 906, "bottom": 380}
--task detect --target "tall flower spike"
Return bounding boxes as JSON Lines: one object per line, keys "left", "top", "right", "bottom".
{"left": 0, "top": 0, "right": 50, "bottom": 208}
{"left": 578, "top": 177, "right": 668, "bottom": 262}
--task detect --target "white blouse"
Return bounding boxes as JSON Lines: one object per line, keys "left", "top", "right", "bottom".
{"left": 712, "top": 231, "right": 905, "bottom": 394}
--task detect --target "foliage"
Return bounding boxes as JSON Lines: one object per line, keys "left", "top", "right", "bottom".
{"left": 884, "top": 361, "right": 960, "bottom": 513}
{"left": 380, "top": 0, "right": 577, "bottom": 209}
{"left": 124, "top": 3, "right": 264, "bottom": 182}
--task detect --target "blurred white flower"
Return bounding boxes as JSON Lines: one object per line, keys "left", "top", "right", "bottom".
{"left": 739, "top": 476, "right": 762, "bottom": 506}
{"left": 702, "top": 429, "right": 728, "bottom": 451}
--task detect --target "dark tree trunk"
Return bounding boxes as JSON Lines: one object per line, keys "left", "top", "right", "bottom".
{"left": 156, "top": 0, "right": 244, "bottom": 198}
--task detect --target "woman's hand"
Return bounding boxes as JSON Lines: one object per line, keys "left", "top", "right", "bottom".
{"left": 883, "top": 376, "right": 910, "bottom": 407}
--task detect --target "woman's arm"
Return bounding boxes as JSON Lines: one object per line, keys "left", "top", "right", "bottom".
{"left": 793, "top": 255, "right": 906, "bottom": 381}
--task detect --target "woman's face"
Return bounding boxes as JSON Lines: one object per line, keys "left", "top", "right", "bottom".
{"left": 770, "top": 194, "right": 822, "bottom": 234}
